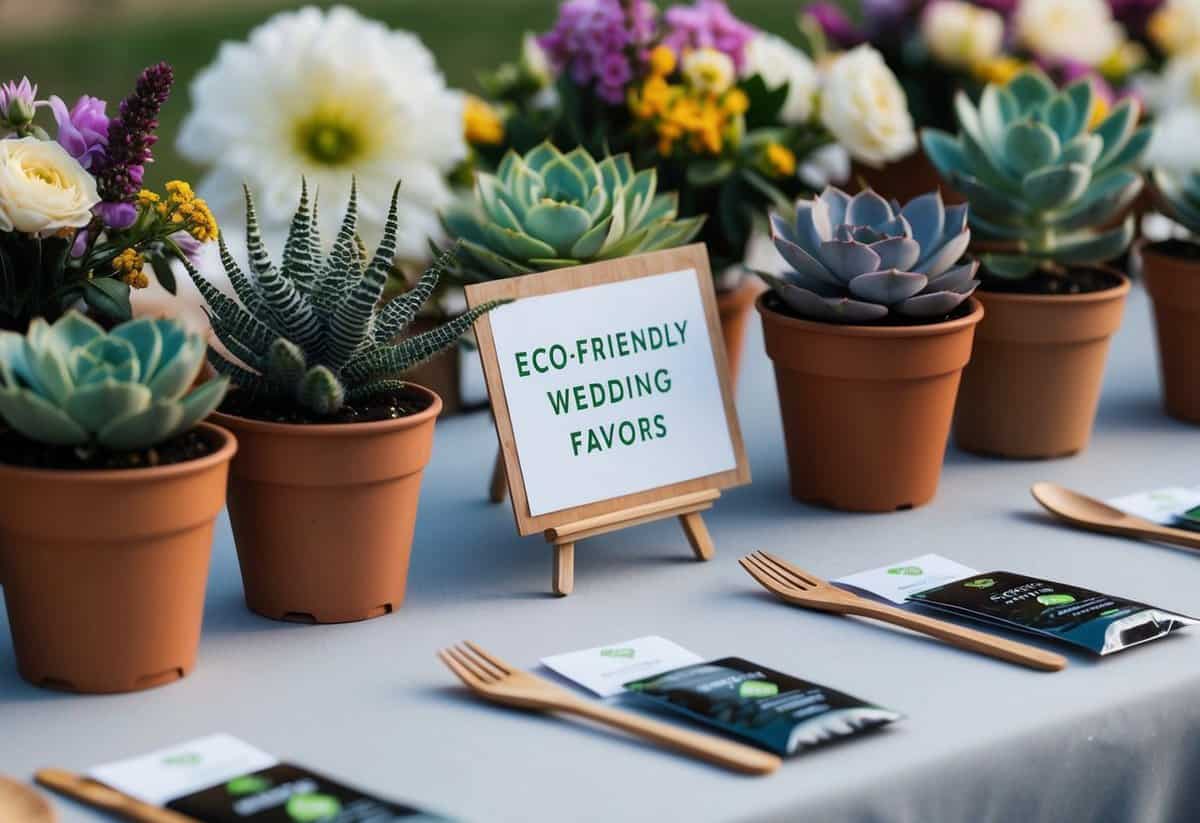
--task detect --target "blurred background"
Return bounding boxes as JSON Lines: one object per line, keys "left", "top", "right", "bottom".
{"left": 0, "top": 0, "right": 800, "bottom": 188}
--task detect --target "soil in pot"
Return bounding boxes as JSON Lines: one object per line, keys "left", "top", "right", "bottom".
{"left": 758, "top": 293, "right": 983, "bottom": 512}
{"left": 0, "top": 422, "right": 236, "bottom": 693}
{"left": 953, "top": 265, "right": 1129, "bottom": 459}
{"left": 1141, "top": 239, "right": 1200, "bottom": 423}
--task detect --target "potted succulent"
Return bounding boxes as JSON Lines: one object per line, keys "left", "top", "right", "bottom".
{"left": 758, "top": 186, "right": 981, "bottom": 512}
{"left": 186, "top": 182, "right": 502, "bottom": 624}
{"left": 922, "top": 69, "right": 1150, "bottom": 458}
{"left": 0, "top": 312, "right": 233, "bottom": 693}
{"left": 1142, "top": 169, "right": 1200, "bottom": 422}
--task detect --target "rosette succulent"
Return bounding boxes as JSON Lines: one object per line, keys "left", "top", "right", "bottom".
{"left": 0, "top": 312, "right": 227, "bottom": 450}
{"left": 186, "top": 181, "right": 503, "bottom": 417}
{"left": 442, "top": 142, "right": 705, "bottom": 281}
{"left": 764, "top": 186, "right": 979, "bottom": 323}
{"left": 921, "top": 68, "right": 1151, "bottom": 278}
{"left": 1152, "top": 168, "right": 1200, "bottom": 235}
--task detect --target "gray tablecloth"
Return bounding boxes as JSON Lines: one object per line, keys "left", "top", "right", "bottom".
{"left": 3, "top": 282, "right": 1199, "bottom": 823}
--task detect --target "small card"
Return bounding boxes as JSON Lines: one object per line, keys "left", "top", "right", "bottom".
{"left": 541, "top": 635, "right": 704, "bottom": 697}
{"left": 835, "top": 554, "right": 979, "bottom": 605}
{"left": 1108, "top": 487, "right": 1200, "bottom": 526}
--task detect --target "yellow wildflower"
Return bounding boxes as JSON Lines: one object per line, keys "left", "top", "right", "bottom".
{"left": 1088, "top": 93, "right": 1110, "bottom": 131}
{"left": 137, "top": 189, "right": 160, "bottom": 209}
{"left": 722, "top": 88, "right": 749, "bottom": 116}
{"left": 765, "top": 143, "right": 797, "bottom": 178}
{"left": 972, "top": 55, "right": 1025, "bottom": 85}
{"left": 463, "top": 95, "right": 504, "bottom": 146}
{"left": 649, "top": 45, "right": 677, "bottom": 77}
{"left": 112, "top": 248, "right": 149, "bottom": 289}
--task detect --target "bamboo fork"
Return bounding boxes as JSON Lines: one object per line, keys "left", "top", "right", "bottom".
{"left": 739, "top": 552, "right": 1067, "bottom": 672}
{"left": 437, "top": 641, "right": 781, "bottom": 775}
{"left": 34, "top": 768, "right": 198, "bottom": 823}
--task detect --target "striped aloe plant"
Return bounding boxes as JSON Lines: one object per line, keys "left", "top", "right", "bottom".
{"left": 184, "top": 181, "right": 504, "bottom": 416}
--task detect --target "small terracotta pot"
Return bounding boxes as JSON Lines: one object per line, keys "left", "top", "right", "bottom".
{"left": 1141, "top": 240, "right": 1200, "bottom": 423}
{"left": 852, "top": 150, "right": 964, "bottom": 205}
{"left": 0, "top": 423, "right": 236, "bottom": 693}
{"left": 759, "top": 295, "right": 983, "bottom": 512}
{"left": 716, "top": 278, "right": 762, "bottom": 386}
{"left": 212, "top": 385, "right": 442, "bottom": 624}
{"left": 953, "top": 271, "right": 1130, "bottom": 458}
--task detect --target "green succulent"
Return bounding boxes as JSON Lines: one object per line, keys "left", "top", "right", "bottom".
{"left": 442, "top": 141, "right": 705, "bottom": 281}
{"left": 0, "top": 312, "right": 227, "bottom": 450}
{"left": 921, "top": 69, "right": 1151, "bottom": 278}
{"left": 1152, "top": 169, "right": 1200, "bottom": 235}
{"left": 185, "top": 181, "right": 503, "bottom": 417}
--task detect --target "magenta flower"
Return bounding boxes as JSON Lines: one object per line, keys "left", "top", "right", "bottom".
{"left": 662, "top": 0, "right": 756, "bottom": 71}
{"left": 0, "top": 77, "right": 38, "bottom": 129}
{"left": 538, "top": 0, "right": 657, "bottom": 105}
{"left": 49, "top": 95, "right": 109, "bottom": 170}
{"left": 803, "top": 3, "right": 866, "bottom": 48}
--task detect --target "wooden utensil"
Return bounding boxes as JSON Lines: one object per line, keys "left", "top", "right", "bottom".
{"left": 34, "top": 769, "right": 197, "bottom": 823}
{"left": 739, "top": 551, "right": 1067, "bottom": 672}
{"left": 1031, "top": 482, "right": 1200, "bottom": 553}
{"left": 437, "top": 641, "right": 781, "bottom": 775}
{"left": 0, "top": 776, "right": 54, "bottom": 823}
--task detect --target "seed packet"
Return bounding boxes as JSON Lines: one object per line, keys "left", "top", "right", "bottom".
{"left": 909, "top": 572, "right": 1197, "bottom": 655}
{"left": 623, "top": 657, "right": 901, "bottom": 756}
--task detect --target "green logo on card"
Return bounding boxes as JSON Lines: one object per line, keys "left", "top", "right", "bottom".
{"left": 964, "top": 578, "right": 995, "bottom": 589}
{"left": 286, "top": 793, "right": 342, "bottom": 822}
{"left": 162, "top": 753, "right": 202, "bottom": 766}
{"left": 739, "top": 680, "right": 779, "bottom": 699}
{"left": 887, "top": 566, "right": 923, "bottom": 576}
{"left": 600, "top": 647, "right": 635, "bottom": 659}
{"left": 226, "top": 775, "right": 271, "bottom": 796}
{"left": 1037, "top": 594, "right": 1076, "bottom": 606}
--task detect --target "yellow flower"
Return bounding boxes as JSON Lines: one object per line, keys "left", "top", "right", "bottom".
{"left": 765, "top": 143, "right": 797, "bottom": 177}
{"left": 682, "top": 48, "right": 736, "bottom": 96}
{"left": 649, "top": 45, "right": 677, "bottom": 77}
{"left": 1088, "top": 93, "right": 1110, "bottom": 130}
{"left": 137, "top": 189, "right": 160, "bottom": 208}
{"left": 722, "top": 88, "right": 749, "bottom": 116}
{"left": 112, "top": 248, "right": 149, "bottom": 288}
{"left": 1149, "top": 2, "right": 1200, "bottom": 55}
{"left": 1099, "top": 41, "right": 1147, "bottom": 78}
{"left": 464, "top": 95, "right": 505, "bottom": 146}
{"left": 972, "top": 55, "right": 1025, "bottom": 85}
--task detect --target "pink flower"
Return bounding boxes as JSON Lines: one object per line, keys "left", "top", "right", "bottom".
{"left": 662, "top": 0, "right": 756, "bottom": 71}
{"left": 0, "top": 77, "right": 38, "bottom": 129}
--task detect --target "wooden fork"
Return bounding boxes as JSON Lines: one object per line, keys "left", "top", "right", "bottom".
{"left": 739, "top": 552, "right": 1067, "bottom": 672}
{"left": 437, "top": 641, "right": 781, "bottom": 775}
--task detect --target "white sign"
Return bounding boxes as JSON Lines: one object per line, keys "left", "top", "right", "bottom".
{"left": 1108, "top": 486, "right": 1200, "bottom": 525}
{"left": 541, "top": 635, "right": 704, "bottom": 697}
{"left": 488, "top": 268, "right": 738, "bottom": 516}
{"left": 836, "top": 553, "right": 979, "bottom": 605}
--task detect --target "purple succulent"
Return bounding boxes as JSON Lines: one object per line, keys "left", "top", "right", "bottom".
{"left": 538, "top": 0, "right": 657, "bottom": 105}
{"left": 662, "top": 0, "right": 756, "bottom": 71}
{"left": 49, "top": 95, "right": 109, "bottom": 170}
{"left": 0, "top": 77, "right": 38, "bottom": 128}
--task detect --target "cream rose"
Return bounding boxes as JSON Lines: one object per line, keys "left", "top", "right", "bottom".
{"left": 1014, "top": 0, "right": 1124, "bottom": 67}
{"left": 922, "top": 1, "right": 1005, "bottom": 70}
{"left": 819, "top": 45, "right": 917, "bottom": 169}
{"left": 0, "top": 137, "right": 99, "bottom": 235}
{"left": 743, "top": 33, "right": 819, "bottom": 124}
{"left": 682, "top": 48, "right": 736, "bottom": 96}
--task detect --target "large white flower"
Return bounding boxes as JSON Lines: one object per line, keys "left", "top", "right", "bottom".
{"left": 819, "top": 46, "right": 917, "bottom": 169}
{"left": 1137, "top": 51, "right": 1200, "bottom": 175}
{"left": 921, "top": 1, "right": 1005, "bottom": 70}
{"left": 1014, "top": 0, "right": 1124, "bottom": 67}
{"left": 177, "top": 5, "right": 466, "bottom": 262}
{"left": 1149, "top": 0, "right": 1200, "bottom": 55}
{"left": 743, "top": 33, "right": 819, "bottom": 125}
{"left": 0, "top": 137, "right": 99, "bottom": 235}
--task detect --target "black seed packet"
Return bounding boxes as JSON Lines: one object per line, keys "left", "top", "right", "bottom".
{"left": 908, "top": 571, "right": 1197, "bottom": 655}
{"left": 166, "top": 763, "right": 452, "bottom": 822}
{"left": 623, "top": 657, "right": 901, "bottom": 756}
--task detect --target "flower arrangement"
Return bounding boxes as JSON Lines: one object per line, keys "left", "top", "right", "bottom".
{"left": 469, "top": 0, "right": 916, "bottom": 277}
{"left": 0, "top": 65, "right": 214, "bottom": 330}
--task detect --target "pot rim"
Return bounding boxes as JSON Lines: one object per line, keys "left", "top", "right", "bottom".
{"left": 756, "top": 293, "right": 984, "bottom": 339}
{"left": 1139, "top": 237, "right": 1200, "bottom": 260}
{"left": 0, "top": 421, "right": 237, "bottom": 482}
{"left": 973, "top": 269, "right": 1131, "bottom": 307}
{"left": 211, "top": 382, "right": 443, "bottom": 437}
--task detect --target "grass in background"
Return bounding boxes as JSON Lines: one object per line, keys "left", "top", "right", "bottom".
{"left": 0, "top": 0, "right": 801, "bottom": 187}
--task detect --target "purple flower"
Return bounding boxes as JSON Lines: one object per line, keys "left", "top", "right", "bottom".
{"left": 538, "top": 0, "right": 657, "bottom": 104}
{"left": 49, "top": 95, "right": 109, "bottom": 170}
{"left": 803, "top": 3, "right": 866, "bottom": 48}
{"left": 95, "top": 201, "right": 138, "bottom": 230}
{"left": 170, "top": 230, "right": 204, "bottom": 265}
{"left": 0, "top": 77, "right": 38, "bottom": 128}
{"left": 1108, "top": 0, "right": 1163, "bottom": 36}
{"left": 662, "top": 0, "right": 756, "bottom": 71}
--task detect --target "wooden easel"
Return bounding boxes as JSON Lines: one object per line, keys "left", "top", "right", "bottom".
{"left": 489, "top": 450, "right": 717, "bottom": 595}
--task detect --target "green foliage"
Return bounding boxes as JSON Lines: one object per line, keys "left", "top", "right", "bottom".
{"left": 0, "top": 311, "right": 226, "bottom": 450}
{"left": 921, "top": 69, "right": 1151, "bottom": 278}
{"left": 188, "top": 180, "right": 504, "bottom": 417}
{"left": 1152, "top": 169, "right": 1200, "bottom": 236}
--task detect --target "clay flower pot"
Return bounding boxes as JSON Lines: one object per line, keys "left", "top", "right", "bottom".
{"left": 212, "top": 385, "right": 442, "bottom": 624}
{"left": 1141, "top": 240, "right": 1200, "bottom": 423}
{"left": 716, "top": 278, "right": 761, "bottom": 386}
{"left": 759, "top": 295, "right": 983, "bottom": 512}
{"left": 954, "top": 271, "right": 1130, "bottom": 458}
{"left": 0, "top": 423, "right": 236, "bottom": 694}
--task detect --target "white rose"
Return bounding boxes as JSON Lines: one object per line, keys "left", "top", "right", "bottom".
{"left": 743, "top": 34, "right": 819, "bottom": 124}
{"left": 682, "top": 48, "right": 736, "bottom": 96}
{"left": 819, "top": 46, "right": 917, "bottom": 169}
{"left": 1014, "top": 0, "right": 1124, "bottom": 67}
{"left": 0, "top": 137, "right": 99, "bottom": 235}
{"left": 921, "top": 1, "right": 1005, "bottom": 70}
{"left": 1139, "top": 52, "right": 1200, "bottom": 174}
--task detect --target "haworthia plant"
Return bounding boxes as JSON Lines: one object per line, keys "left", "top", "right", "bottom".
{"left": 921, "top": 68, "right": 1151, "bottom": 278}
{"left": 185, "top": 181, "right": 505, "bottom": 416}
{"left": 0, "top": 312, "right": 227, "bottom": 450}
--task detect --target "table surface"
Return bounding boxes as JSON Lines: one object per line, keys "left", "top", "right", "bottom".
{"left": 3, "top": 281, "right": 1200, "bottom": 823}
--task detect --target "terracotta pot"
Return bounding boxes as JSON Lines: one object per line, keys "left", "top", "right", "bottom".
{"left": 716, "top": 278, "right": 761, "bottom": 386}
{"left": 212, "top": 385, "right": 442, "bottom": 624}
{"left": 852, "top": 150, "right": 964, "bottom": 205}
{"left": 759, "top": 295, "right": 983, "bottom": 512}
{"left": 400, "top": 318, "right": 461, "bottom": 415}
{"left": 1142, "top": 240, "right": 1200, "bottom": 423}
{"left": 953, "top": 272, "right": 1130, "bottom": 458}
{"left": 0, "top": 423, "right": 236, "bottom": 693}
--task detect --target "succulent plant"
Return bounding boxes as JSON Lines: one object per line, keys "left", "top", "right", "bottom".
{"left": 0, "top": 311, "right": 227, "bottom": 450}
{"left": 921, "top": 69, "right": 1151, "bottom": 279}
{"left": 442, "top": 141, "right": 706, "bottom": 281}
{"left": 763, "top": 186, "right": 979, "bottom": 323}
{"left": 185, "top": 181, "right": 503, "bottom": 417}
{"left": 1152, "top": 169, "right": 1200, "bottom": 236}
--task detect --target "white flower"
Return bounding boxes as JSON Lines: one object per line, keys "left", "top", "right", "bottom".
{"left": 798, "top": 143, "right": 851, "bottom": 189}
{"left": 921, "top": 1, "right": 1005, "bottom": 70}
{"left": 682, "top": 48, "right": 736, "bottom": 96}
{"left": 1138, "top": 52, "right": 1200, "bottom": 174}
{"left": 818, "top": 46, "right": 917, "bottom": 169}
{"left": 1014, "top": 0, "right": 1124, "bottom": 67}
{"left": 742, "top": 34, "right": 819, "bottom": 124}
{"left": 177, "top": 5, "right": 467, "bottom": 263}
{"left": 522, "top": 32, "right": 553, "bottom": 86}
{"left": 0, "top": 137, "right": 99, "bottom": 235}
{"left": 1149, "top": 0, "right": 1200, "bottom": 55}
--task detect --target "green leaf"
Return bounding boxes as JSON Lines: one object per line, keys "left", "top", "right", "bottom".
{"left": 175, "top": 375, "right": 229, "bottom": 433}
{"left": 298, "top": 365, "right": 345, "bottom": 416}
{"left": 523, "top": 202, "right": 593, "bottom": 256}
{"left": 98, "top": 401, "right": 184, "bottom": 450}
{"left": 0, "top": 386, "right": 89, "bottom": 445}
{"left": 1092, "top": 100, "right": 1139, "bottom": 170}
{"left": 1021, "top": 164, "right": 1092, "bottom": 210}
{"left": 686, "top": 159, "right": 736, "bottom": 187}
{"left": 1004, "top": 122, "right": 1061, "bottom": 174}
{"left": 82, "top": 278, "right": 132, "bottom": 322}
{"left": 1048, "top": 219, "right": 1134, "bottom": 265}
{"left": 981, "top": 254, "right": 1039, "bottom": 278}
{"left": 1008, "top": 70, "right": 1056, "bottom": 113}
{"left": 146, "top": 335, "right": 204, "bottom": 400}
{"left": 64, "top": 380, "right": 151, "bottom": 433}
{"left": 921, "top": 130, "right": 967, "bottom": 183}
{"left": 152, "top": 255, "right": 177, "bottom": 294}
{"left": 1047, "top": 169, "right": 1142, "bottom": 233}
{"left": 111, "top": 317, "right": 164, "bottom": 381}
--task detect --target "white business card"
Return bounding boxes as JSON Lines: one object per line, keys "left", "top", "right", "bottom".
{"left": 836, "top": 554, "right": 979, "bottom": 605}
{"left": 541, "top": 635, "right": 703, "bottom": 697}
{"left": 1108, "top": 486, "right": 1200, "bottom": 525}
